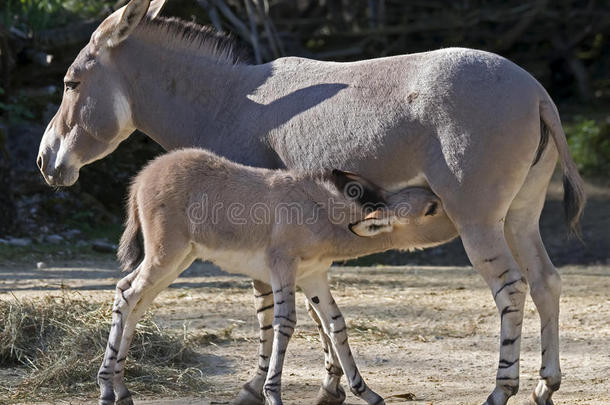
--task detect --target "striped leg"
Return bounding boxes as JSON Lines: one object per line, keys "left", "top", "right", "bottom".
{"left": 113, "top": 253, "right": 196, "bottom": 405}
{"left": 300, "top": 274, "right": 384, "bottom": 405}
{"left": 460, "top": 224, "right": 528, "bottom": 405}
{"left": 263, "top": 260, "right": 298, "bottom": 405}
{"left": 233, "top": 280, "right": 274, "bottom": 405}
{"left": 306, "top": 300, "right": 346, "bottom": 405}
{"left": 97, "top": 270, "right": 142, "bottom": 405}
{"left": 505, "top": 209, "right": 562, "bottom": 405}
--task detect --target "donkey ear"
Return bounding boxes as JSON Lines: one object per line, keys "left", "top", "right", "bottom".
{"left": 330, "top": 169, "right": 386, "bottom": 206}
{"left": 92, "top": 0, "right": 151, "bottom": 49}
{"left": 348, "top": 210, "right": 396, "bottom": 237}
{"left": 147, "top": 0, "right": 167, "bottom": 19}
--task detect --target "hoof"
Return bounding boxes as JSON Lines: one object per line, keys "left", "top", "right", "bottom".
{"left": 115, "top": 396, "right": 134, "bottom": 405}
{"left": 531, "top": 392, "right": 554, "bottom": 405}
{"left": 232, "top": 383, "right": 265, "bottom": 405}
{"left": 315, "top": 385, "right": 346, "bottom": 405}
{"left": 99, "top": 393, "right": 116, "bottom": 405}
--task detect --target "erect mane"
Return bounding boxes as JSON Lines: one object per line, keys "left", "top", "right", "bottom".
{"left": 134, "top": 16, "right": 250, "bottom": 65}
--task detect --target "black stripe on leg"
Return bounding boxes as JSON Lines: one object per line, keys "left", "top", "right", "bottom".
{"left": 501, "top": 306, "right": 519, "bottom": 319}
{"left": 257, "top": 304, "right": 274, "bottom": 313}
{"left": 494, "top": 278, "right": 525, "bottom": 299}
{"left": 260, "top": 325, "right": 272, "bottom": 330}
{"left": 332, "top": 327, "right": 346, "bottom": 334}
{"left": 498, "top": 269, "right": 510, "bottom": 278}
{"left": 278, "top": 330, "right": 291, "bottom": 337}
{"left": 498, "top": 359, "right": 518, "bottom": 369}
{"left": 275, "top": 315, "right": 296, "bottom": 323}
{"left": 109, "top": 344, "right": 118, "bottom": 354}
{"left": 502, "top": 335, "right": 521, "bottom": 346}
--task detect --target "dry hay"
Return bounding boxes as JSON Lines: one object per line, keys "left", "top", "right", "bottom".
{"left": 0, "top": 292, "right": 209, "bottom": 403}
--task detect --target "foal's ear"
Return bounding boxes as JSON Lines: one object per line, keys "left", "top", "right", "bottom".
{"left": 349, "top": 210, "right": 396, "bottom": 237}
{"left": 330, "top": 169, "right": 386, "bottom": 206}
{"left": 92, "top": 0, "right": 151, "bottom": 49}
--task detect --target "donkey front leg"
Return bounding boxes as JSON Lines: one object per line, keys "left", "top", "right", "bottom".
{"left": 459, "top": 224, "right": 528, "bottom": 405}
{"left": 306, "top": 300, "right": 346, "bottom": 405}
{"left": 300, "top": 275, "right": 385, "bottom": 405}
{"left": 263, "top": 260, "right": 298, "bottom": 405}
{"left": 234, "top": 280, "right": 275, "bottom": 405}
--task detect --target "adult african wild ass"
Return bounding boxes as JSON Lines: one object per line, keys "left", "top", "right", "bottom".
{"left": 37, "top": 0, "right": 585, "bottom": 404}
{"left": 101, "top": 147, "right": 455, "bottom": 405}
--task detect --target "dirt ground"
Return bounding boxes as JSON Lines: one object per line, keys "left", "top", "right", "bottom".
{"left": 1, "top": 260, "right": 609, "bottom": 405}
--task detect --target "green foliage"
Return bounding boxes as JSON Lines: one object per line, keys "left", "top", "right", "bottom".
{"left": 566, "top": 117, "right": 610, "bottom": 176}
{"left": 1, "top": 0, "right": 113, "bottom": 32}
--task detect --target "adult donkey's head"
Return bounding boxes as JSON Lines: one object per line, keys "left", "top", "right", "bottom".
{"left": 37, "top": 0, "right": 166, "bottom": 186}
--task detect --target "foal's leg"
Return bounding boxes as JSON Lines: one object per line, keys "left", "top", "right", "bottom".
{"left": 459, "top": 223, "right": 528, "bottom": 405}
{"left": 234, "top": 280, "right": 275, "bottom": 405}
{"left": 306, "top": 300, "right": 346, "bottom": 405}
{"left": 300, "top": 274, "right": 384, "bottom": 405}
{"left": 113, "top": 252, "right": 197, "bottom": 405}
{"left": 262, "top": 259, "right": 298, "bottom": 405}
{"left": 97, "top": 269, "right": 144, "bottom": 405}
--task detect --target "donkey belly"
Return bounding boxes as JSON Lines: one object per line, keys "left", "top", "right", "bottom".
{"left": 196, "top": 245, "right": 272, "bottom": 283}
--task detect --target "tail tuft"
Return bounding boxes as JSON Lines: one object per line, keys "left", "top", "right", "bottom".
{"left": 563, "top": 174, "right": 585, "bottom": 240}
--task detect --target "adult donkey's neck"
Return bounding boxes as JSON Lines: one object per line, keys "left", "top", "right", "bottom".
{"left": 114, "top": 28, "right": 278, "bottom": 167}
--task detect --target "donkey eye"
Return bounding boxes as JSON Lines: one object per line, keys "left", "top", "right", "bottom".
{"left": 64, "top": 81, "right": 80, "bottom": 91}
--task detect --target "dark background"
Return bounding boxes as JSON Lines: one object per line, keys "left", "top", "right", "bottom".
{"left": 0, "top": 0, "right": 608, "bottom": 266}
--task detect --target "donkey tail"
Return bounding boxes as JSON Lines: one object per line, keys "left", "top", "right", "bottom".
{"left": 539, "top": 89, "right": 586, "bottom": 238}
{"left": 118, "top": 183, "right": 143, "bottom": 272}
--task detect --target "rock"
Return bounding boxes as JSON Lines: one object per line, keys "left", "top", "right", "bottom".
{"left": 1, "top": 237, "right": 32, "bottom": 247}
{"left": 63, "top": 229, "right": 82, "bottom": 239}
{"left": 36, "top": 261, "right": 46, "bottom": 269}
{"left": 45, "top": 234, "right": 64, "bottom": 244}
{"left": 91, "top": 239, "right": 117, "bottom": 253}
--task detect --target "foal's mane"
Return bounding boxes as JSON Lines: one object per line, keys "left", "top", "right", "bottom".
{"left": 135, "top": 16, "right": 250, "bottom": 65}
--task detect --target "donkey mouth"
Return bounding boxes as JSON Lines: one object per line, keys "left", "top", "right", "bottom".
{"left": 41, "top": 165, "right": 79, "bottom": 187}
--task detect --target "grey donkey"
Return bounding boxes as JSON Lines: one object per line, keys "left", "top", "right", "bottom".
{"left": 37, "top": 0, "right": 585, "bottom": 404}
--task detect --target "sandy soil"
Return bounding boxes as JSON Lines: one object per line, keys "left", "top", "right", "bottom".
{"left": 1, "top": 260, "right": 608, "bottom": 405}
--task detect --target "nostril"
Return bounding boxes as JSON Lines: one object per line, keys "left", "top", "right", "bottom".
{"left": 37, "top": 155, "right": 43, "bottom": 170}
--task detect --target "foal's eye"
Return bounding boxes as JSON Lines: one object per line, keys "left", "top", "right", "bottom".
{"left": 64, "top": 81, "right": 80, "bottom": 91}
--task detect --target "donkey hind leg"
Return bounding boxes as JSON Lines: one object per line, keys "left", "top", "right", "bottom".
{"left": 306, "top": 300, "right": 346, "bottom": 405}
{"left": 300, "top": 274, "right": 385, "bottom": 405}
{"left": 459, "top": 223, "right": 529, "bottom": 405}
{"left": 97, "top": 269, "right": 142, "bottom": 405}
{"left": 505, "top": 197, "right": 561, "bottom": 404}
{"left": 233, "top": 280, "right": 275, "bottom": 405}
{"left": 112, "top": 252, "right": 197, "bottom": 405}
{"left": 262, "top": 260, "right": 298, "bottom": 405}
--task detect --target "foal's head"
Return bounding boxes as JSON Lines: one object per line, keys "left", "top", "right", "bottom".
{"left": 328, "top": 170, "right": 445, "bottom": 238}
{"left": 37, "top": 0, "right": 166, "bottom": 186}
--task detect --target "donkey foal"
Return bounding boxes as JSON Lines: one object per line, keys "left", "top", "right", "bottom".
{"left": 97, "top": 148, "right": 456, "bottom": 405}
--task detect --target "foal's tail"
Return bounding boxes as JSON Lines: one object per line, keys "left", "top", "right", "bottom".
{"left": 539, "top": 89, "right": 586, "bottom": 239}
{"left": 118, "top": 183, "right": 143, "bottom": 272}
